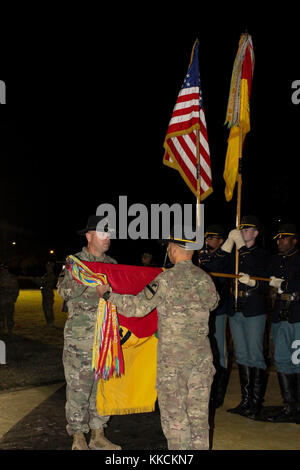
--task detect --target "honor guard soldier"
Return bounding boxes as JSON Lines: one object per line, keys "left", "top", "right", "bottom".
{"left": 265, "top": 224, "right": 300, "bottom": 423}
{"left": 97, "top": 230, "right": 219, "bottom": 450}
{"left": 199, "top": 225, "right": 231, "bottom": 408}
{"left": 203, "top": 216, "right": 269, "bottom": 419}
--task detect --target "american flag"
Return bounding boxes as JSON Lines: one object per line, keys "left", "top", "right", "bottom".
{"left": 163, "top": 40, "right": 212, "bottom": 200}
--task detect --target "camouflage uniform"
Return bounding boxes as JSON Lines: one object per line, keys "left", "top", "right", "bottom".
{"left": 57, "top": 246, "right": 117, "bottom": 436}
{"left": 109, "top": 259, "right": 219, "bottom": 450}
{"left": 34, "top": 265, "right": 57, "bottom": 325}
{"left": 0, "top": 267, "right": 19, "bottom": 334}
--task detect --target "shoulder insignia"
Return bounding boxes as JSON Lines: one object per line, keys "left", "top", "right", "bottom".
{"left": 144, "top": 281, "right": 159, "bottom": 300}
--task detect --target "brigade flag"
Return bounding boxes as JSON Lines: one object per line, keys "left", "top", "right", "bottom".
{"left": 67, "top": 258, "right": 162, "bottom": 415}
{"left": 163, "top": 40, "right": 212, "bottom": 201}
{"left": 223, "top": 33, "right": 255, "bottom": 202}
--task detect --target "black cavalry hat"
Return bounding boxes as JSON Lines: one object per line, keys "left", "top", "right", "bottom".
{"left": 239, "top": 215, "right": 260, "bottom": 230}
{"left": 161, "top": 224, "right": 203, "bottom": 251}
{"left": 273, "top": 223, "right": 298, "bottom": 240}
{"left": 77, "top": 215, "right": 110, "bottom": 236}
{"left": 204, "top": 224, "right": 226, "bottom": 239}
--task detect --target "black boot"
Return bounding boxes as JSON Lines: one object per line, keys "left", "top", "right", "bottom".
{"left": 227, "top": 364, "right": 252, "bottom": 415}
{"left": 244, "top": 368, "right": 268, "bottom": 419}
{"left": 295, "top": 373, "right": 300, "bottom": 424}
{"left": 210, "top": 366, "right": 230, "bottom": 409}
{"left": 215, "top": 367, "right": 230, "bottom": 408}
{"left": 266, "top": 373, "right": 297, "bottom": 423}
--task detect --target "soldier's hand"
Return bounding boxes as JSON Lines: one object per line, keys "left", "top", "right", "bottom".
{"left": 96, "top": 284, "right": 110, "bottom": 298}
{"left": 269, "top": 276, "right": 284, "bottom": 291}
{"left": 221, "top": 238, "right": 234, "bottom": 253}
{"left": 228, "top": 229, "right": 245, "bottom": 249}
{"left": 238, "top": 272, "right": 256, "bottom": 287}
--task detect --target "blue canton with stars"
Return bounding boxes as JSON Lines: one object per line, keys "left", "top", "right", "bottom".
{"left": 181, "top": 40, "right": 202, "bottom": 107}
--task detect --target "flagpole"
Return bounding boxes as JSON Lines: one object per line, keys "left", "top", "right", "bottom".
{"left": 234, "top": 127, "right": 243, "bottom": 308}
{"left": 210, "top": 272, "right": 271, "bottom": 282}
{"left": 196, "top": 127, "right": 201, "bottom": 230}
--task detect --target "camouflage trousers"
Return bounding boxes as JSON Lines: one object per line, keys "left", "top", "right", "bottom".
{"left": 41, "top": 291, "right": 54, "bottom": 325}
{"left": 62, "top": 340, "right": 109, "bottom": 436}
{"left": 0, "top": 302, "right": 15, "bottom": 333}
{"left": 156, "top": 362, "right": 215, "bottom": 450}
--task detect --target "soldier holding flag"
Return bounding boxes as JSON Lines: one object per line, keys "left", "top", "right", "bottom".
{"left": 204, "top": 216, "right": 269, "bottom": 419}
{"left": 218, "top": 33, "right": 271, "bottom": 419}
{"left": 57, "top": 215, "right": 121, "bottom": 451}
{"left": 97, "top": 231, "right": 219, "bottom": 450}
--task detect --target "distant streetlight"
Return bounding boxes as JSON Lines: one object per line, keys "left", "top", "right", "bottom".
{"left": 12, "top": 242, "right": 16, "bottom": 245}
{"left": 49, "top": 250, "right": 55, "bottom": 254}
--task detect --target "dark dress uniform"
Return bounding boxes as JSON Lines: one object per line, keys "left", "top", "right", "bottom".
{"left": 199, "top": 225, "right": 231, "bottom": 408}
{"left": 266, "top": 224, "right": 300, "bottom": 423}
{"left": 205, "top": 216, "right": 269, "bottom": 419}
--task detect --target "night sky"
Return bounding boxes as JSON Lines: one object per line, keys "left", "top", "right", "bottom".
{"left": 0, "top": 12, "right": 299, "bottom": 266}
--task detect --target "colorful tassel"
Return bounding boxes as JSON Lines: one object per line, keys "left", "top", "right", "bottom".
{"left": 67, "top": 255, "right": 124, "bottom": 380}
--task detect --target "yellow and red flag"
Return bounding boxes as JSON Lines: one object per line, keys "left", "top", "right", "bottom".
{"left": 68, "top": 259, "right": 161, "bottom": 415}
{"left": 223, "top": 33, "right": 255, "bottom": 202}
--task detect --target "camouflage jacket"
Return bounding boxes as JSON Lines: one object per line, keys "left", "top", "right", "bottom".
{"left": 0, "top": 271, "right": 19, "bottom": 304}
{"left": 110, "top": 260, "right": 219, "bottom": 366}
{"left": 57, "top": 246, "right": 117, "bottom": 343}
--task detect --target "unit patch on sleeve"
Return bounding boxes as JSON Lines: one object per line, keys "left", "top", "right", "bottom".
{"left": 144, "top": 281, "right": 159, "bottom": 300}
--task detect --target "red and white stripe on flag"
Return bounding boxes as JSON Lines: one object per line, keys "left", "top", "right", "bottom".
{"left": 163, "top": 86, "right": 213, "bottom": 200}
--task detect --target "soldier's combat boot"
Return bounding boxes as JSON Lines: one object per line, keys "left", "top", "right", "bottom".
{"left": 72, "top": 432, "right": 89, "bottom": 450}
{"left": 244, "top": 368, "right": 268, "bottom": 419}
{"left": 227, "top": 364, "right": 252, "bottom": 415}
{"left": 266, "top": 372, "right": 298, "bottom": 423}
{"left": 89, "top": 428, "right": 122, "bottom": 450}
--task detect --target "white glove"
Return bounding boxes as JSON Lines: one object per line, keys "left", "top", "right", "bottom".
{"left": 221, "top": 238, "right": 234, "bottom": 253}
{"left": 228, "top": 229, "right": 246, "bottom": 250}
{"left": 238, "top": 272, "right": 256, "bottom": 287}
{"left": 269, "top": 276, "right": 284, "bottom": 292}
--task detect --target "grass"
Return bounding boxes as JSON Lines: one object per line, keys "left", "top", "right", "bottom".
{"left": 12, "top": 289, "right": 67, "bottom": 347}
{"left": 0, "top": 290, "right": 67, "bottom": 391}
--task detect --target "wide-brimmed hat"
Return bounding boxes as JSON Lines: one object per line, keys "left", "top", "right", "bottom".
{"left": 204, "top": 224, "right": 226, "bottom": 239}
{"left": 77, "top": 215, "right": 114, "bottom": 236}
{"left": 273, "top": 223, "right": 298, "bottom": 240}
{"left": 161, "top": 225, "right": 203, "bottom": 251}
{"left": 239, "top": 215, "right": 260, "bottom": 231}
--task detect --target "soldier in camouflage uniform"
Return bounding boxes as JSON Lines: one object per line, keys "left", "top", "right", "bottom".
{"left": 0, "top": 263, "right": 19, "bottom": 335}
{"left": 57, "top": 215, "right": 121, "bottom": 451}
{"left": 34, "top": 261, "right": 57, "bottom": 326}
{"left": 97, "top": 234, "right": 219, "bottom": 450}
